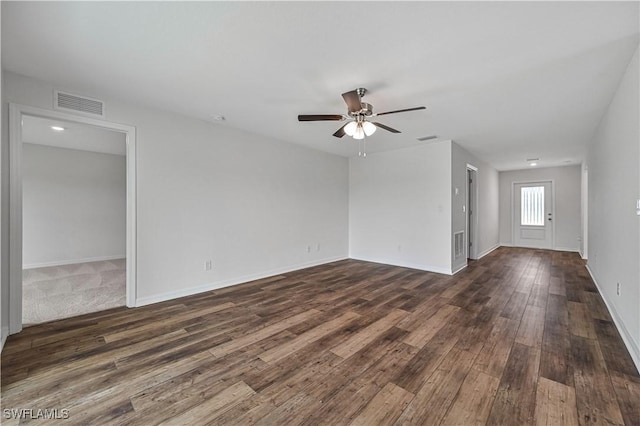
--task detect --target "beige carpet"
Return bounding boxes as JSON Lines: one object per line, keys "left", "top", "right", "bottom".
{"left": 22, "top": 258, "right": 126, "bottom": 326}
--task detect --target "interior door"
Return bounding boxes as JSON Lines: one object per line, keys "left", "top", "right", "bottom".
{"left": 514, "top": 181, "right": 553, "bottom": 249}
{"left": 467, "top": 168, "right": 476, "bottom": 259}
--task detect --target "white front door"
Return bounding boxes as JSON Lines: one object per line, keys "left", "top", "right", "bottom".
{"left": 514, "top": 181, "right": 553, "bottom": 249}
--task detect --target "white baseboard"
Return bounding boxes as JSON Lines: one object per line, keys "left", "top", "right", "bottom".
{"left": 136, "top": 256, "right": 348, "bottom": 307}
{"left": 475, "top": 243, "right": 501, "bottom": 260}
{"left": 348, "top": 256, "right": 452, "bottom": 275}
{"left": 554, "top": 246, "right": 580, "bottom": 253}
{"left": 23, "top": 255, "right": 125, "bottom": 270}
{"left": 585, "top": 265, "right": 640, "bottom": 373}
{"left": 500, "top": 242, "right": 580, "bottom": 254}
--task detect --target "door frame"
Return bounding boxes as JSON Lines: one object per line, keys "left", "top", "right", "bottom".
{"left": 8, "top": 103, "right": 137, "bottom": 334}
{"left": 511, "top": 179, "right": 556, "bottom": 250}
{"left": 466, "top": 164, "right": 478, "bottom": 259}
{"left": 581, "top": 166, "right": 588, "bottom": 259}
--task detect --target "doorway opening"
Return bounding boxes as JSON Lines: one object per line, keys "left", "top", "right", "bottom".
{"left": 466, "top": 165, "right": 478, "bottom": 260}
{"left": 9, "top": 104, "right": 136, "bottom": 334}
{"left": 21, "top": 116, "right": 127, "bottom": 325}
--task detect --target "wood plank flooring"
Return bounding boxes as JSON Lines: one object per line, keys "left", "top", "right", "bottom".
{"left": 2, "top": 247, "right": 639, "bottom": 425}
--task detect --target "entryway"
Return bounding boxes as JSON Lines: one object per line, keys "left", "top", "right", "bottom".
{"left": 8, "top": 103, "right": 137, "bottom": 334}
{"left": 513, "top": 181, "right": 554, "bottom": 249}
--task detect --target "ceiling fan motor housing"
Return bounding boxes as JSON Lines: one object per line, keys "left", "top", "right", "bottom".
{"left": 349, "top": 102, "right": 374, "bottom": 117}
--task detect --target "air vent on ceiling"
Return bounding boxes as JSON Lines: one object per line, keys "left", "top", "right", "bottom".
{"left": 417, "top": 135, "right": 438, "bottom": 142}
{"left": 454, "top": 231, "right": 465, "bottom": 259}
{"left": 54, "top": 90, "right": 105, "bottom": 118}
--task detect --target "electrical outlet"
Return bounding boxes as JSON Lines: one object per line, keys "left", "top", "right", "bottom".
{"left": 616, "top": 282, "right": 621, "bottom": 296}
{"left": 316, "top": 243, "right": 320, "bottom": 252}
{"left": 205, "top": 260, "right": 212, "bottom": 271}
{"left": 306, "top": 246, "right": 311, "bottom": 253}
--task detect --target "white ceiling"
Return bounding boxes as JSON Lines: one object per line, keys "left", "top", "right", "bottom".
{"left": 2, "top": 2, "right": 638, "bottom": 170}
{"left": 22, "top": 115, "right": 126, "bottom": 156}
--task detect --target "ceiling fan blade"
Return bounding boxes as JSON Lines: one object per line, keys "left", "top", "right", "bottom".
{"left": 298, "top": 114, "right": 344, "bottom": 121}
{"left": 341, "top": 90, "right": 362, "bottom": 113}
{"left": 373, "top": 122, "right": 401, "bottom": 133}
{"left": 333, "top": 123, "right": 348, "bottom": 138}
{"left": 375, "top": 106, "right": 426, "bottom": 116}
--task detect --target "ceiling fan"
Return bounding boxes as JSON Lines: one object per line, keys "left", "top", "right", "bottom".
{"left": 297, "top": 88, "right": 426, "bottom": 140}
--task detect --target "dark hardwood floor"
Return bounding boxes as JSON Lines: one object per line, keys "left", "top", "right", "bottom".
{"left": 2, "top": 247, "right": 639, "bottom": 425}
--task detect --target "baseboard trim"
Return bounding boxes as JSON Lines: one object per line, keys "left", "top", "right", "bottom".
{"left": 23, "top": 255, "right": 125, "bottom": 270}
{"left": 585, "top": 264, "right": 640, "bottom": 373}
{"left": 348, "top": 256, "right": 452, "bottom": 275}
{"left": 554, "top": 246, "right": 580, "bottom": 253}
{"left": 475, "top": 244, "right": 501, "bottom": 260}
{"left": 501, "top": 242, "right": 580, "bottom": 254}
{"left": 136, "top": 256, "right": 348, "bottom": 307}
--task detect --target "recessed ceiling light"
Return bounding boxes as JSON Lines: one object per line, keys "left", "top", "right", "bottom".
{"left": 530, "top": 162, "right": 538, "bottom": 167}
{"left": 51, "top": 126, "right": 65, "bottom": 131}
{"left": 211, "top": 115, "right": 226, "bottom": 121}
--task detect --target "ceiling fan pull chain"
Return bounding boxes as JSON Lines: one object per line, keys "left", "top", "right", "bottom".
{"left": 363, "top": 137, "right": 367, "bottom": 157}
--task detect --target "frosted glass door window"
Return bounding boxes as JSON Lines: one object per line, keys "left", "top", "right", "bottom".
{"left": 521, "top": 186, "right": 544, "bottom": 226}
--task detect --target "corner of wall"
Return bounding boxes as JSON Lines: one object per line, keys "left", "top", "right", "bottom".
{"left": 0, "top": 3, "right": 6, "bottom": 352}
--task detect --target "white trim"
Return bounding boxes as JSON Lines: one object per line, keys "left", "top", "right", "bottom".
{"left": 8, "top": 103, "right": 137, "bottom": 335}
{"left": 502, "top": 242, "right": 580, "bottom": 254}
{"left": 466, "top": 163, "right": 478, "bottom": 171}
{"left": 553, "top": 247, "right": 580, "bottom": 253}
{"left": 23, "top": 255, "right": 125, "bottom": 270}
{"left": 451, "top": 263, "right": 468, "bottom": 275}
{"left": 476, "top": 243, "right": 501, "bottom": 260}
{"left": 8, "top": 105, "right": 23, "bottom": 334}
{"left": 348, "top": 256, "right": 452, "bottom": 275}
{"left": 1, "top": 327, "right": 8, "bottom": 353}
{"left": 585, "top": 265, "right": 640, "bottom": 372}
{"left": 136, "top": 256, "right": 348, "bottom": 307}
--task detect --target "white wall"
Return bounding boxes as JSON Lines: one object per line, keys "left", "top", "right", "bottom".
{"left": 0, "top": 4, "right": 6, "bottom": 350}
{"left": 3, "top": 72, "right": 349, "bottom": 309}
{"left": 349, "top": 142, "right": 452, "bottom": 274}
{"left": 586, "top": 45, "right": 639, "bottom": 368}
{"left": 499, "top": 165, "right": 581, "bottom": 251}
{"left": 451, "top": 142, "right": 500, "bottom": 272}
{"left": 22, "top": 143, "right": 126, "bottom": 268}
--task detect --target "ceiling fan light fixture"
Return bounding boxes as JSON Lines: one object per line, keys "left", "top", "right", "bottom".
{"left": 353, "top": 124, "right": 365, "bottom": 140}
{"left": 362, "top": 121, "right": 376, "bottom": 136}
{"left": 344, "top": 121, "right": 357, "bottom": 136}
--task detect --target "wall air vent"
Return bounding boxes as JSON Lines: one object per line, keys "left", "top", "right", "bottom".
{"left": 54, "top": 90, "right": 105, "bottom": 118}
{"left": 417, "top": 135, "right": 438, "bottom": 142}
{"left": 454, "top": 231, "right": 465, "bottom": 259}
